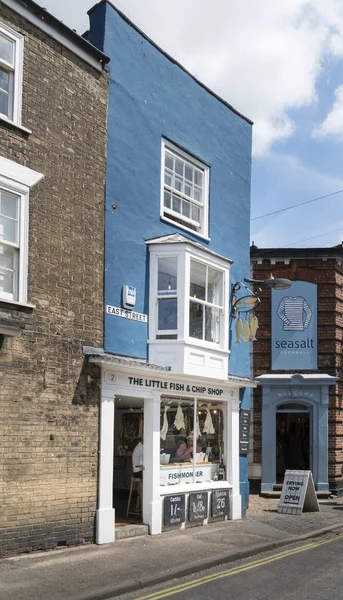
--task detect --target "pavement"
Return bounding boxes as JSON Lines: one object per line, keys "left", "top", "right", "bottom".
{"left": 1, "top": 495, "right": 343, "bottom": 600}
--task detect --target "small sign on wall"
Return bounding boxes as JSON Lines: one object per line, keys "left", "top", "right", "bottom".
{"left": 164, "top": 494, "right": 185, "bottom": 526}
{"left": 189, "top": 492, "right": 208, "bottom": 522}
{"left": 239, "top": 409, "right": 250, "bottom": 455}
{"left": 211, "top": 489, "right": 230, "bottom": 517}
{"left": 278, "top": 470, "right": 319, "bottom": 515}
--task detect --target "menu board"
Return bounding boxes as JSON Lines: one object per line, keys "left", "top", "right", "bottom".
{"left": 239, "top": 409, "right": 250, "bottom": 455}
{"left": 211, "top": 489, "right": 230, "bottom": 517}
{"left": 164, "top": 494, "right": 185, "bottom": 526}
{"left": 189, "top": 492, "right": 208, "bottom": 522}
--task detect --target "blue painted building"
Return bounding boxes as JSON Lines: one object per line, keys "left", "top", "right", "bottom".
{"left": 86, "top": 2, "right": 256, "bottom": 543}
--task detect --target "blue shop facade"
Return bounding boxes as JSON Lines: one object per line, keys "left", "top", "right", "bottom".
{"left": 86, "top": 1, "right": 255, "bottom": 543}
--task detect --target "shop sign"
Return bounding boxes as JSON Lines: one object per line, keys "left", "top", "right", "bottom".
{"left": 189, "top": 492, "right": 208, "bottom": 521}
{"left": 106, "top": 305, "right": 148, "bottom": 323}
{"left": 271, "top": 281, "right": 317, "bottom": 370}
{"left": 239, "top": 409, "right": 250, "bottom": 455}
{"left": 278, "top": 470, "right": 319, "bottom": 515}
{"left": 127, "top": 376, "right": 225, "bottom": 397}
{"left": 211, "top": 489, "right": 230, "bottom": 517}
{"left": 164, "top": 494, "right": 185, "bottom": 526}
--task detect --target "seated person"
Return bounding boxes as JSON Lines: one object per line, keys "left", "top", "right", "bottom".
{"left": 176, "top": 435, "right": 201, "bottom": 462}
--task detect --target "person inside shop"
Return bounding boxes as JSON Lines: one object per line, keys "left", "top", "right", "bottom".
{"left": 132, "top": 437, "right": 143, "bottom": 478}
{"left": 176, "top": 434, "right": 201, "bottom": 463}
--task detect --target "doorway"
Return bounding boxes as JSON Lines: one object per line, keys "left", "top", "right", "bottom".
{"left": 276, "top": 404, "right": 310, "bottom": 483}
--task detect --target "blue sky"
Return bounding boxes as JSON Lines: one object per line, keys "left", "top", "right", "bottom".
{"left": 43, "top": 0, "right": 343, "bottom": 248}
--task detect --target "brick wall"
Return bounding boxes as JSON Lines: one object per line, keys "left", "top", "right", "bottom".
{"left": 0, "top": 5, "right": 108, "bottom": 554}
{"left": 251, "top": 256, "right": 343, "bottom": 492}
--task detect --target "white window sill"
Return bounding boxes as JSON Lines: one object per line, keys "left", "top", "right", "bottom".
{"left": 161, "top": 215, "right": 210, "bottom": 242}
{"left": 0, "top": 116, "right": 32, "bottom": 135}
{"left": 148, "top": 337, "right": 229, "bottom": 354}
{"left": 0, "top": 298, "right": 35, "bottom": 309}
{"left": 159, "top": 481, "right": 231, "bottom": 495}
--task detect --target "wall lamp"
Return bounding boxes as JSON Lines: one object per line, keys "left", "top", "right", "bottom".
{"left": 231, "top": 275, "right": 292, "bottom": 318}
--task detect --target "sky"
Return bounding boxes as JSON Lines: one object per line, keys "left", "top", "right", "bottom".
{"left": 42, "top": 0, "right": 343, "bottom": 249}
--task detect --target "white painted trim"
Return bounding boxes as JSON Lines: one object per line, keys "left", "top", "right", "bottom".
{"left": 0, "top": 115, "right": 31, "bottom": 134}
{"left": 0, "top": 157, "right": 43, "bottom": 188}
{"left": 0, "top": 21, "right": 23, "bottom": 125}
{"left": 1, "top": 0, "right": 104, "bottom": 72}
{"left": 143, "top": 395, "right": 162, "bottom": 534}
{"left": 0, "top": 299, "right": 35, "bottom": 309}
{"left": 159, "top": 481, "right": 231, "bottom": 495}
{"left": 96, "top": 390, "right": 115, "bottom": 544}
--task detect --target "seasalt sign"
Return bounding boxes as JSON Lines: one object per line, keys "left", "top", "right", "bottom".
{"left": 128, "top": 377, "right": 224, "bottom": 396}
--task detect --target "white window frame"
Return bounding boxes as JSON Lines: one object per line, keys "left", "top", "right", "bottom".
{"left": 0, "top": 22, "right": 24, "bottom": 125}
{"left": 149, "top": 243, "right": 229, "bottom": 352}
{"left": 160, "top": 139, "right": 210, "bottom": 240}
{"left": 0, "top": 157, "right": 43, "bottom": 304}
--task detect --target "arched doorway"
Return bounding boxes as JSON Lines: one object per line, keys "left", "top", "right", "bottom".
{"left": 276, "top": 402, "right": 311, "bottom": 483}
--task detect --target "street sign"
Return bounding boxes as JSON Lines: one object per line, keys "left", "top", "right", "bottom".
{"left": 278, "top": 470, "right": 319, "bottom": 515}
{"left": 239, "top": 409, "right": 250, "bottom": 454}
{"left": 189, "top": 492, "right": 208, "bottom": 522}
{"left": 211, "top": 489, "right": 230, "bottom": 517}
{"left": 164, "top": 494, "right": 185, "bottom": 526}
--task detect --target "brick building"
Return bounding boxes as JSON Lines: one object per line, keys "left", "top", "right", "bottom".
{"left": 0, "top": 0, "right": 108, "bottom": 554}
{"left": 250, "top": 244, "right": 342, "bottom": 495}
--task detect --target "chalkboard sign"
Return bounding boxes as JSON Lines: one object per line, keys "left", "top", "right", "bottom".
{"left": 189, "top": 492, "right": 208, "bottom": 522}
{"left": 239, "top": 409, "right": 250, "bottom": 455}
{"left": 211, "top": 489, "right": 230, "bottom": 517}
{"left": 164, "top": 494, "right": 185, "bottom": 526}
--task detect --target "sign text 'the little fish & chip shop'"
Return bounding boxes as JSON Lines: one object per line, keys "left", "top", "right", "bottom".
{"left": 128, "top": 377, "right": 224, "bottom": 396}
{"left": 106, "top": 305, "right": 148, "bottom": 323}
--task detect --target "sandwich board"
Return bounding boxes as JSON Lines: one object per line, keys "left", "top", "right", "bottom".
{"left": 278, "top": 470, "right": 319, "bottom": 515}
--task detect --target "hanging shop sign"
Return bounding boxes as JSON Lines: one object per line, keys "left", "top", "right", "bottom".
{"left": 272, "top": 281, "right": 317, "bottom": 370}
{"left": 164, "top": 494, "right": 185, "bottom": 526}
{"left": 211, "top": 489, "right": 230, "bottom": 517}
{"left": 278, "top": 470, "right": 319, "bottom": 515}
{"left": 106, "top": 305, "right": 148, "bottom": 323}
{"left": 189, "top": 492, "right": 208, "bottom": 521}
{"left": 239, "top": 409, "right": 250, "bottom": 455}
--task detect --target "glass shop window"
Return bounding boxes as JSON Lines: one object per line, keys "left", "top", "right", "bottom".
{"left": 159, "top": 398, "right": 224, "bottom": 486}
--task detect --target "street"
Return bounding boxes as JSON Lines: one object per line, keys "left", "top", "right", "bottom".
{"left": 121, "top": 531, "right": 343, "bottom": 600}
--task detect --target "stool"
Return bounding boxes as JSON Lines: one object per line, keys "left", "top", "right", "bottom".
{"left": 126, "top": 477, "right": 143, "bottom": 517}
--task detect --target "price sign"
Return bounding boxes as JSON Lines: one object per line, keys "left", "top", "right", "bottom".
{"left": 164, "top": 494, "right": 185, "bottom": 526}
{"left": 211, "top": 489, "right": 230, "bottom": 517}
{"left": 239, "top": 409, "right": 250, "bottom": 455}
{"left": 189, "top": 492, "right": 208, "bottom": 522}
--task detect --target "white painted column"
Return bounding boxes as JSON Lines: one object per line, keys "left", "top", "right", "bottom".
{"left": 226, "top": 390, "right": 241, "bottom": 520}
{"left": 143, "top": 394, "right": 162, "bottom": 535}
{"left": 96, "top": 388, "right": 115, "bottom": 544}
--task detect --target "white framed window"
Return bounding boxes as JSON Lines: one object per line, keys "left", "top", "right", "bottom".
{"left": 189, "top": 259, "right": 224, "bottom": 344}
{"left": 0, "top": 22, "right": 24, "bottom": 125}
{"left": 157, "top": 256, "right": 178, "bottom": 339}
{"left": 161, "top": 140, "right": 209, "bottom": 239}
{"left": 0, "top": 157, "right": 43, "bottom": 304}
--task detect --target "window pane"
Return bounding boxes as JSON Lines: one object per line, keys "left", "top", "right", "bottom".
{"left": 1, "top": 190, "right": 19, "bottom": 219}
{"left": 193, "top": 186, "right": 202, "bottom": 203}
{"left": 189, "top": 300, "right": 203, "bottom": 339}
{"left": 205, "top": 306, "right": 220, "bottom": 343}
{"left": 0, "top": 33, "right": 14, "bottom": 65}
{"left": 158, "top": 257, "right": 177, "bottom": 294}
{"left": 172, "top": 194, "right": 181, "bottom": 214}
{"left": 174, "top": 176, "right": 182, "bottom": 192}
{"left": 207, "top": 267, "right": 223, "bottom": 306}
{"left": 184, "top": 183, "right": 192, "bottom": 198}
{"left": 190, "top": 260, "right": 206, "bottom": 300}
{"left": 164, "top": 190, "right": 171, "bottom": 209}
{"left": 158, "top": 298, "right": 177, "bottom": 331}
{"left": 182, "top": 199, "right": 191, "bottom": 219}
{"left": 175, "top": 158, "right": 183, "bottom": 176}
{"left": 191, "top": 205, "right": 200, "bottom": 224}
{"left": 185, "top": 164, "right": 193, "bottom": 182}
{"left": 194, "top": 170, "right": 203, "bottom": 187}
{"left": 0, "top": 67, "right": 10, "bottom": 92}
{"left": 0, "top": 215, "right": 17, "bottom": 243}
{"left": 0, "top": 89, "right": 8, "bottom": 116}
{"left": 0, "top": 244, "right": 15, "bottom": 295}
{"left": 165, "top": 152, "right": 174, "bottom": 170}
{"left": 164, "top": 172, "right": 172, "bottom": 187}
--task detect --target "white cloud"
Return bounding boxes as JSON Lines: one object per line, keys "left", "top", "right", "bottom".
{"left": 41, "top": 0, "right": 343, "bottom": 154}
{"left": 313, "top": 84, "right": 343, "bottom": 138}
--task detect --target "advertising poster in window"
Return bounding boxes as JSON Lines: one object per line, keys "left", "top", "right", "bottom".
{"left": 272, "top": 281, "right": 317, "bottom": 370}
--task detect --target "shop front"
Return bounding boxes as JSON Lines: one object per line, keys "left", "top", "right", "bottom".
{"left": 87, "top": 352, "right": 255, "bottom": 544}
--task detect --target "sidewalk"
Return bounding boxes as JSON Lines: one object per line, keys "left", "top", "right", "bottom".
{"left": 1, "top": 495, "right": 343, "bottom": 600}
